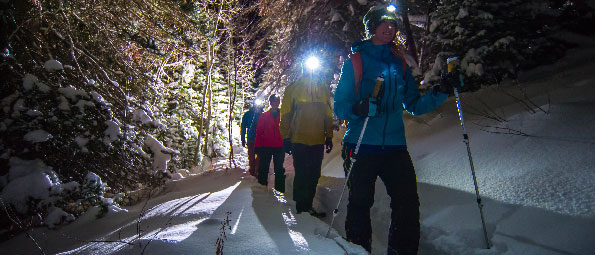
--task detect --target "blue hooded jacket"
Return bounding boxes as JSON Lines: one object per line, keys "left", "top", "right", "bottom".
{"left": 247, "top": 110, "right": 262, "bottom": 143}
{"left": 334, "top": 40, "right": 448, "bottom": 151}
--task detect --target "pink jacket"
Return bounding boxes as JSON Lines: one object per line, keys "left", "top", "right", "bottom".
{"left": 254, "top": 109, "right": 283, "bottom": 148}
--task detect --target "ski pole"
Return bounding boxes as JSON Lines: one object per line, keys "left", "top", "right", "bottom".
{"left": 326, "top": 75, "right": 383, "bottom": 238}
{"left": 326, "top": 116, "right": 368, "bottom": 238}
{"left": 447, "top": 58, "right": 491, "bottom": 249}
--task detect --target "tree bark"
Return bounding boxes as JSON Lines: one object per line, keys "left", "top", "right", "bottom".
{"left": 196, "top": 55, "right": 208, "bottom": 164}
{"left": 399, "top": 0, "right": 418, "bottom": 61}
{"left": 419, "top": 3, "right": 434, "bottom": 70}
{"left": 227, "top": 34, "right": 238, "bottom": 168}
{"left": 196, "top": 0, "right": 224, "bottom": 164}
{"left": 204, "top": 44, "right": 213, "bottom": 156}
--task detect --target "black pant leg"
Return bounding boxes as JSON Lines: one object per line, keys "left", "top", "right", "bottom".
{"left": 292, "top": 144, "right": 308, "bottom": 211}
{"left": 272, "top": 147, "right": 285, "bottom": 193}
{"left": 304, "top": 144, "right": 324, "bottom": 211}
{"left": 257, "top": 148, "right": 273, "bottom": 186}
{"left": 344, "top": 153, "right": 378, "bottom": 252}
{"left": 378, "top": 151, "right": 420, "bottom": 255}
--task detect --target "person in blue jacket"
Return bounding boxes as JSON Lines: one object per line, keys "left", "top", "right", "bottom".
{"left": 333, "top": 5, "right": 455, "bottom": 255}
{"left": 241, "top": 100, "right": 264, "bottom": 177}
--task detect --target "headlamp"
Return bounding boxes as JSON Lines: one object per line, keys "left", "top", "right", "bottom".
{"left": 254, "top": 99, "right": 264, "bottom": 107}
{"left": 305, "top": 56, "right": 320, "bottom": 71}
{"left": 387, "top": 4, "right": 397, "bottom": 12}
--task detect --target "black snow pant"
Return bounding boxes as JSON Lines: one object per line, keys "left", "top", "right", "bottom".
{"left": 292, "top": 143, "right": 324, "bottom": 212}
{"left": 257, "top": 147, "right": 286, "bottom": 193}
{"left": 342, "top": 147, "right": 420, "bottom": 255}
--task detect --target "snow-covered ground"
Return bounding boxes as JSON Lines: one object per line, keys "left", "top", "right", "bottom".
{"left": 2, "top": 34, "right": 595, "bottom": 254}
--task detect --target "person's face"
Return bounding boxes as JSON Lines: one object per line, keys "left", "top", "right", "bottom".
{"left": 270, "top": 97, "right": 280, "bottom": 109}
{"left": 372, "top": 21, "right": 397, "bottom": 45}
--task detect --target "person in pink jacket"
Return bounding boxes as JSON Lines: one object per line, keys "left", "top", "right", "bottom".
{"left": 254, "top": 94, "right": 285, "bottom": 193}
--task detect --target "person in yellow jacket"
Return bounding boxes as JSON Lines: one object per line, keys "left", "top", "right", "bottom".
{"left": 280, "top": 59, "right": 334, "bottom": 216}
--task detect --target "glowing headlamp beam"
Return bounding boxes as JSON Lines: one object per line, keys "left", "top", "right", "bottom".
{"left": 387, "top": 4, "right": 397, "bottom": 12}
{"left": 305, "top": 56, "right": 320, "bottom": 71}
{"left": 254, "top": 99, "right": 264, "bottom": 106}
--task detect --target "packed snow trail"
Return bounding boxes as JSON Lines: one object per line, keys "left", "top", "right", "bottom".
{"left": 0, "top": 168, "right": 367, "bottom": 255}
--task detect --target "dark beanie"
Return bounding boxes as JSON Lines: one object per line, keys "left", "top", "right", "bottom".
{"left": 269, "top": 94, "right": 279, "bottom": 102}
{"left": 363, "top": 5, "right": 402, "bottom": 39}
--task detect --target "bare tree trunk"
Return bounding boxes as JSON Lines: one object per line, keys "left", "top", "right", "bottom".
{"left": 200, "top": 0, "right": 224, "bottom": 161}
{"left": 204, "top": 44, "right": 213, "bottom": 156}
{"left": 419, "top": 5, "right": 432, "bottom": 70}
{"left": 399, "top": 0, "right": 418, "bottom": 61}
{"left": 227, "top": 34, "right": 237, "bottom": 168}
{"left": 196, "top": 59, "right": 208, "bottom": 164}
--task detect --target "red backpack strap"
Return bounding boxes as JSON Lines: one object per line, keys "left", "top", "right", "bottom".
{"left": 349, "top": 52, "right": 363, "bottom": 97}
{"left": 400, "top": 56, "right": 407, "bottom": 75}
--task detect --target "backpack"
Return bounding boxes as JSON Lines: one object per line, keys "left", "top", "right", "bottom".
{"left": 349, "top": 42, "right": 407, "bottom": 97}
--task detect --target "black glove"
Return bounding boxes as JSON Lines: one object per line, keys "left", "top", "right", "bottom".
{"left": 437, "top": 71, "right": 461, "bottom": 94}
{"left": 325, "top": 137, "right": 333, "bottom": 153}
{"left": 283, "top": 139, "right": 292, "bottom": 155}
{"left": 241, "top": 138, "right": 246, "bottom": 147}
{"left": 352, "top": 98, "right": 369, "bottom": 117}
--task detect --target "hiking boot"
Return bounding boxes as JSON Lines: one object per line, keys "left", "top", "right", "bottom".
{"left": 308, "top": 209, "right": 326, "bottom": 218}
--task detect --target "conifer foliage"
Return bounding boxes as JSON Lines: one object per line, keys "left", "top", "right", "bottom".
{"left": 0, "top": 0, "right": 260, "bottom": 235}
{"left": 422, "top": 0, "right": 581, "bottom": 90}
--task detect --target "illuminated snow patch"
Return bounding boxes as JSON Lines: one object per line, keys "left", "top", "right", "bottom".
{"left": 282, "top": 211, "right": 310, "bottom": 251}
{"left": 56, "top": 230, "right": 138, "bottom": 255}
{"left": 141, "top": 218, "right": 208, "bottom": 244}
{"left": 282, "top": 212, "right": 297, "bottom": 226}
{"left": 141, "top": 193, "right": 209, "bottom": 220}
{"left": 288, "top": 229, "right": 310, "bottom": 252}
{"left": 178, "top": 181, "right": 241, "bottom": 216}
{"left": 231, "top": 208, "right": 243, "bottom": 235}
{"left": 59, "top": 182, "right": 241, "bottom": 254}
{"left": 273, "top": 189, "right": 287, "bottom": 203}
{"left": 143, "top": 182, "right": 240, "bottom": 219}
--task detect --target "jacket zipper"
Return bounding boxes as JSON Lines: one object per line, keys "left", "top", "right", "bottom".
{"left": 381, "top": 56, "right": 391, "bottom": 148}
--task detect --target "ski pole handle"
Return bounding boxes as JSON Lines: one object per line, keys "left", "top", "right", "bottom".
{"left": 371, "top": 75, "right": 384, "bottom": 98}
{"left": 448, "top": 60, "right": 457, "bottom": 73}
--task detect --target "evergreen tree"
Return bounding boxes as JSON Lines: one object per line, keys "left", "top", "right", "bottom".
{"left": 423, "top": 0, "right": 570, "bottom": 90}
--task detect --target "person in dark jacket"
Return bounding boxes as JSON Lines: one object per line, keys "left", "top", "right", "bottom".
{"left": 334, "top": 5, "right": 455, "bottom": 255}
{"left": 241, "top": 100, "right": 263, "bottom": 177}
{"left": 254, "top": 94, "right": 285, "bottom": 193}
{"left": 240, "top": 105, "right": 254, "bottom": 148}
